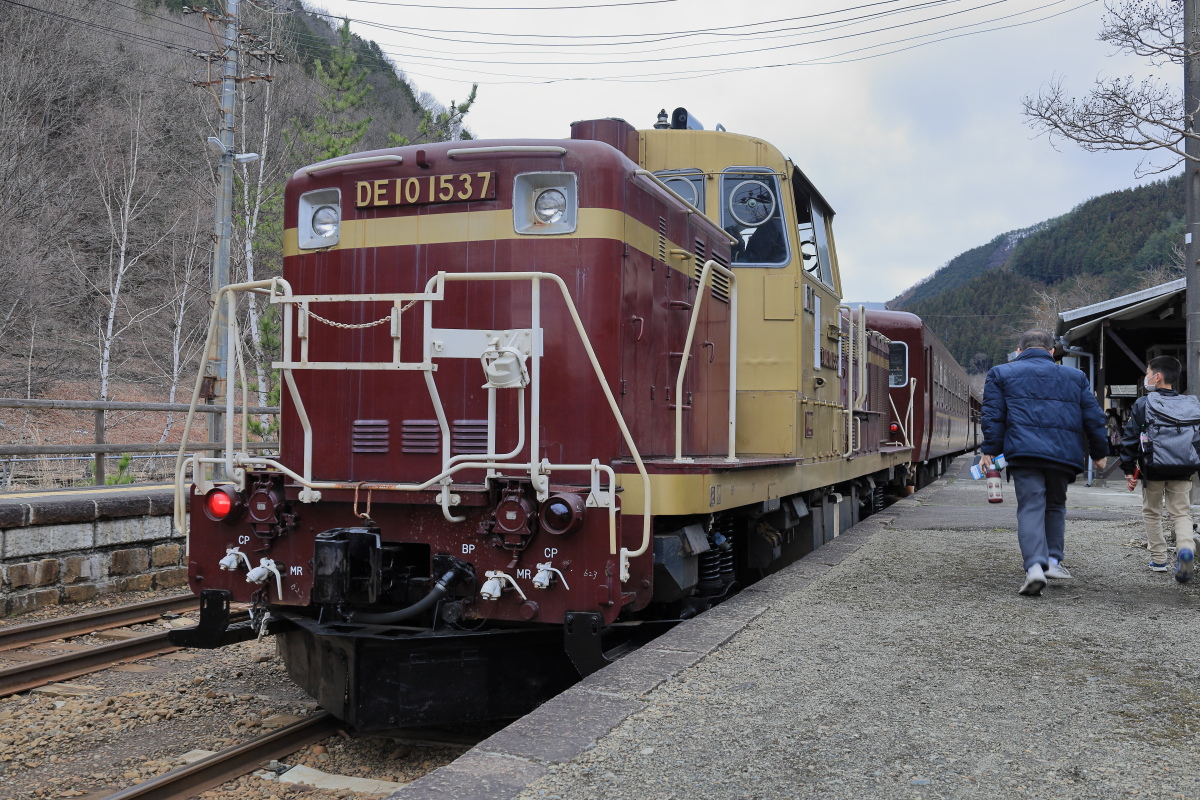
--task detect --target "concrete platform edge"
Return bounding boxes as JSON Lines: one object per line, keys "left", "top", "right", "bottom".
{"left": 386, "top": 502, "right": 904, "bottom": 800}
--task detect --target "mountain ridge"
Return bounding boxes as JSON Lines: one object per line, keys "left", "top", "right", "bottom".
{"left": 889, "top": 174, "right": 1184, "bottom": 372}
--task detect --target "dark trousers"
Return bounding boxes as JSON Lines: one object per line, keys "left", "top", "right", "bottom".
{"left": 1010, "top": 467, "right": 1071, "bottom": 571}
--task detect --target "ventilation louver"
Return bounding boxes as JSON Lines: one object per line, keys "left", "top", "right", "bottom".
{"left": 452, "top": 420, "right": 490, "bottom": 455}
{"left": 352, "top": 420, "right": 389, "bottom": 454}
{"left": 401, "top": 420, "right": 440, "bottom": 454}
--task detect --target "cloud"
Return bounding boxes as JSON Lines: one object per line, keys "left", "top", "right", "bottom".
{"left": 323, "top": 0, "right": 1177, "bottom": 301}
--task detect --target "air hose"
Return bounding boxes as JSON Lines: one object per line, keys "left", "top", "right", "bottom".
{"left": 349, "top": 569, "right": 459, "bottom": 625}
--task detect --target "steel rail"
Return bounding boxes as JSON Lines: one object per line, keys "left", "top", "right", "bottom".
{"left": 100, "top": 712, "right": 341, "bottom": 800}
{"left": 0, "top": 594, "right": 199, "bottom": 653}
{"left": 0, "top": 611, "right": 248, "bottom": 697}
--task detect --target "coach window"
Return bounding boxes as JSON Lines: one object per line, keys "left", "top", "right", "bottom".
{"left": 720, "top": 168, "right": 789, "bottom": 267}
{"left": 889, "top": 342, "right": 909, "bottom": 388}
{"left": 655, "top": 168, "right": 705, "bottom": 213}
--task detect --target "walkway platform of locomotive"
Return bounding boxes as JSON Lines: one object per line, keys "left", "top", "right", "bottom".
{"left": 392, "top": 456, "right": 1200, "bottom": 800}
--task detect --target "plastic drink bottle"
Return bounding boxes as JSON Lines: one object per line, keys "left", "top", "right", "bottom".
{"left": 986, "top": 465, "right": 1003, "bottom": 503}
{"left": 970, "top": 454, "right": 1007, "bottom": 480}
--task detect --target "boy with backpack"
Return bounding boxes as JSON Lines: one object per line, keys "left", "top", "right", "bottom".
{"left": 1119, "top": 355, "right": 1200, "bottom": 582}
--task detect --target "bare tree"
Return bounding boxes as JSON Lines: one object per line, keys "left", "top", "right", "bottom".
{"left": 0, "top": 0, "right": 480, "bottom": 443}
{"left": 152, "top": 212, "right": 210, "bottom": 443}
{"left": 74, "top": 87, "right": 176, "bottom": 402}
{"left": 1026, "top": 274, "right": 1115, "bottom": 330}
{"left": 237, "top": 61, "right": 282, "bottom": 429}
{"left": 1024, "top": 0, "right": 1191, "bottom": 176}
{"left": 1134, "top": 240, "right": 1188, "bottom": 288}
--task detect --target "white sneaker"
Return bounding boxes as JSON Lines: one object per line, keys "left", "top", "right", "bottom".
{"left": 1019, "top": 564, "right": 1047, "bottom": 596}
{"left": 1045, "top": 561, "right": 1073, "bottom": 580}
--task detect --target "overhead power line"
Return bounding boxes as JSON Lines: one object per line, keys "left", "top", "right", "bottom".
{"left": 0, "top": 0, "right": 191, "bottom": 52}
{"left": 384, "top": 0, "right": 1092, "bottom": 84}
{"left": 2, "top": 0, "right": 1098, "bottom": 89}
{"left": 307, "top": 0, "right": 1080, "bottom": 80}
{"left": 350, "top": 0, "right": 1010, "bottom": 67}
{"left": 306, "top": 0, "right": 976, "bottom": 48}
{"left": 334, "top": 0, "right": 680, "bottom": 8}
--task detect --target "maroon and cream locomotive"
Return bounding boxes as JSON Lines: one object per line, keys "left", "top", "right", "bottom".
{"left": 171, "top": 111, "right": 962, "bottom": 730}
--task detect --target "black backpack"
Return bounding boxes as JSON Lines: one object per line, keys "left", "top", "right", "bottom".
{"left": 1143, "top": 392, "right": 1200, "bottom": 476}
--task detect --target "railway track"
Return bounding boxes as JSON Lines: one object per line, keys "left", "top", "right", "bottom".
{"left": 99, "top": 712, "right": 342, "bottom": 800}
{"left": 0, "top": 595, "right": 248, "bottom": 697}
{"left": 0, "top": 594, "right": 199, "bottom": 652}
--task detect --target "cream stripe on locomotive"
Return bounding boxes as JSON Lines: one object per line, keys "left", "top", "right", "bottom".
{"left": 282, "top": 208, "right": 703, "bottom": 282}
{"left": 617, "top": 450, "right": 903, "bottom": 517}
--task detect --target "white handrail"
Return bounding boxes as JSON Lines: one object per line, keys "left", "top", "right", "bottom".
{"left": 425, "top": 271, "right": 653, "bottom": 577}
{"left": 632, "top": 170, "right": 741, "bottom": 247}
{"left": 304, "top": 155, "right": 403, "bottom": 176}
{"left": 673, "top": 259, "right": 739, "bottom": 464}
{"left": 182, "top": 271, "right": 653, "bottom": 581}
{"left": 447, "top": 146, "right": 566, "bottom": 158}
{"left": 857, "top": 304, "right": 868, "bottom": 411}
{"left": 887, "top": 377, "right": 917, "bottom": 450}
{"left": 174, "top": 277, "right": 293, "bottom": 534}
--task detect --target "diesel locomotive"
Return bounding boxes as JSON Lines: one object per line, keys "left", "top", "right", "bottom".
{"left": 171, "top": 108, "right": 967, "bottom": 730}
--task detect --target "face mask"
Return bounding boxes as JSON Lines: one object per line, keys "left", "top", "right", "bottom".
{"left": 1145, "top": 378, "right": 1156, "bottom": 391}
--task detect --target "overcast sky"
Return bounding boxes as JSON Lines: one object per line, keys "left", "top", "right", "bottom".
{"left": 312, "top": 0, "right": 1172, "bottom": 302}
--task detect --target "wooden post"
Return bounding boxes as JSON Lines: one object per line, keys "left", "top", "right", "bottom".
{"left": 94, "top": 408, "right": 105, "bottom": 486}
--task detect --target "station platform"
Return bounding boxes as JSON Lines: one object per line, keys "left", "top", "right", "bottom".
{"left": 393, "top": 455, "right": 1200, "bottom": 800}
{"left": 0, "top": 482, "right": 175, "bottom": 527}
{"left": 0, "top": 481, "right": 173, "bottom": 506}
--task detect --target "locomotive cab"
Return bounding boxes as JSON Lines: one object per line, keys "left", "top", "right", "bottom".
{"left": 638, "top": 110, "right": 892, "bottom": 469}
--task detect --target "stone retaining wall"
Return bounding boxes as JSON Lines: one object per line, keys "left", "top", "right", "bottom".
{"left": 0, "top": 491, "right": 187, "bottom": 616}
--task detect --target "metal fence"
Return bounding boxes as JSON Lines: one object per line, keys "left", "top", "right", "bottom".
{"left": 0, "top": 398, "right": 279, "bottom": 488}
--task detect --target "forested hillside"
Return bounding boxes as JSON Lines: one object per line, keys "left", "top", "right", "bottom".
{"left": 1, "top": 0, "right": 475, "bottom": 422}
{"left": 890, "top": 225, "right": 1042, "bottom": 309}
{"left": 893, "top": 175, "right": 1184, "bottom": 371}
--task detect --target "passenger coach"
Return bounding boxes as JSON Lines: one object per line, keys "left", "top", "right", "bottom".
{"left": 866, "top": 309, "right": 979, "bottom": 486}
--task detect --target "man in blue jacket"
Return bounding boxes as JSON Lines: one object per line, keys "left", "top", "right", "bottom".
{"left": 980, "top": 329, "right": 1108, "bottom": 596}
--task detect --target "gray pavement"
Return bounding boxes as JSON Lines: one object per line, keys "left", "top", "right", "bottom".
{"left": 394, "top": 456, "right": 1200, "bottom": 799}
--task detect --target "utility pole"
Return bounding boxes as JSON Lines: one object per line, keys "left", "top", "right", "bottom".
{"left": 209, "top": 0, "right": 239, "bottom": 465}
{"left": 1188, "top": 0, "right": 1200, "bottom": 395}
{"left": 1187, "top": 0, "right": 1200, "bottom": 500}
{"left": 187, "top": 0, "right": 269, "bottom": 477}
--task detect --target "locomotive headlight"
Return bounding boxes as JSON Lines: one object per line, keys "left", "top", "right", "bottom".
{"left": 297, "top": 187, "right": 341, "bottom": 249}
{"left": 533, "top": 189, "right": 567, "bottom": 224}
{"left": 311, "top": 205, "right": 340, "bottom": 237}
{"left": 513, "top": 172, "right": 577, "bottom": 235}
{"left": 539, "top": 492, "right": 586, "bottom": 536}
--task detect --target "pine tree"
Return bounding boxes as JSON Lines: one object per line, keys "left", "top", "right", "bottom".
{"left": 388, "top": 84, "right": 479, "bottom": 147}
{"left": 301, "top": 19, "right": 371, "bottom": 160}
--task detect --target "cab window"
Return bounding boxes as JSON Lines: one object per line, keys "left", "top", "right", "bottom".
{"left": 655, "top": 168, "right": 705, "bottom": 212}
{"left": 720, "top": 168, "right": 789, "bottom": 267}
{"left": 796, "top": 187, "right": 834, "bottom": 287}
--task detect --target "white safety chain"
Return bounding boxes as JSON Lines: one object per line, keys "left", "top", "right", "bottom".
{"left": 307, "top": 299, "right": 418, "bottom": 330}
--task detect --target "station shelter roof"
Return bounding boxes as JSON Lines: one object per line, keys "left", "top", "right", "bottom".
{"left": 1055, "top": 278, "right": 1186, "bottom": 397}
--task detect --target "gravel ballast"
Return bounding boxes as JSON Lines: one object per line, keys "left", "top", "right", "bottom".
{"left": 0, "top": 612, "right": 468, "bottom": 799}
{"left": 395, "top": 456, "right": 1200, "bottom": 799}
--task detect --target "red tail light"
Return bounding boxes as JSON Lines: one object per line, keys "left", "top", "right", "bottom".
{"left": 204, "top": 486, "right": 243, "bottom": 522}
{"left": 889, "top": 423, "right": 900, "bottom": 433}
